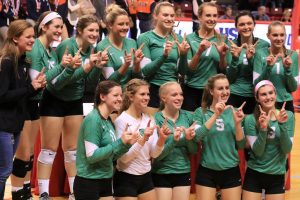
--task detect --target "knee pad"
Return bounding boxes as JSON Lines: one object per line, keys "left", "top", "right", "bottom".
{"left": 12, "top": 158, "right": 29, "bottom": 178}
{"left": 38, "top": 149, "right": 56, "bottom": 165}
{"left": 64, "top": 150, "right": 77, "bottom": 163}
{"left": 27, "top": 155, "right": 34, "bottom": 171}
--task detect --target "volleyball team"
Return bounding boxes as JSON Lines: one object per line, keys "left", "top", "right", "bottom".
{"left": 0, "top": 1, "right": 297, "bottom": 200}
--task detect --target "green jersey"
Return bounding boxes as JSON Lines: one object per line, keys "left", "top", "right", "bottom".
{"left": 185, "top": 32, "right": 231, "bottom": 89}
{"left": 193, "top": 108, "right": 246, "bottom": 171}
{"left": 27, "top": 39, "right": 65, "bottom": 100}
{"left": 137, "top": 31, "right": 186, "bottom": 86}
{"left": 227, "top": 38, "right": 269, "bottom": 97}
{"left": 49, "top": 37, "right": 101, "bottom": 101}
{"left": 244, "top": 111, "right": 294, "bottom": 175}
{"left": 76, "top": 109, "right": 131, "bottom": 179}
{"left": 253, "top": 47, "right": 299, "bottom": 102}
{"left": 152, "top": 110, "right": 198, "bottom": 174}
{"left": 96, "top": 37, "right": 141, "bottom": 87}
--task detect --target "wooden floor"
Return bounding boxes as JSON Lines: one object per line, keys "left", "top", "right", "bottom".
{"left": 4, "top": 114, "right": 300, "bottom": 200}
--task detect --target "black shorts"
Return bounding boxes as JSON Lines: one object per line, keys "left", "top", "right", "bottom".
{"left": 243, "top": 168, "right": 285, "bottom": 194}
{"left": 73, "top": 176, "right": 112, "bottom": 200}
{"left": 227, "top": 93, "right": 256, "bottom": 114}
{"left": 152, "top": 173, "right": 191, "bottom": 188}
{"left": 148, "top": 84, "right": 160, "bottom": 108}
{"left": 196, "top": 165, "right": 241, "bottom": 189}
{"left": 182, "top": 85, "right": 203, "bottom": 112}
{"left": 25, "top": 100, "right": 40, "bottom": 121}
{"left": 40, "top": 89, "right": 83, "bottom": 117}
{"left": 113, "top": 170, "right": 154, "bottom": 197}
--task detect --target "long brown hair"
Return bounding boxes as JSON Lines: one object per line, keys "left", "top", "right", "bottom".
{"left": 0, "top": 20, "right": 33, "bottom": 78}
{"left": 201, "top": 73, "right": 227, "bottom": 112}
{"left": 121, "top": 79, "right": 149, "bottom": 112}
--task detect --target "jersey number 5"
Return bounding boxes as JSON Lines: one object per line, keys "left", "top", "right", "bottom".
{"left": 216, "top": 119, "right": 224, "bottom": 131}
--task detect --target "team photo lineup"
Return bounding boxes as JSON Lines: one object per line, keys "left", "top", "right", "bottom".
{"left": 0, "top": 0, "right": 298, "bottom": 200}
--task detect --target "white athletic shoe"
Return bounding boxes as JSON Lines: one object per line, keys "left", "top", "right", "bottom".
{"left": 68, "top": 193, "right": 75, "bottom": 200}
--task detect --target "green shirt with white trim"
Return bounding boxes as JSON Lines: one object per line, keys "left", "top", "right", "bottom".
{"left": 253, "top": 47, "right": 299, "bottom": 102}
{"left": 76, "top": 109, "right": 131, "bottom": 179}
{"left": 244, "top": 111, "right": 294, "bottom": 175}
{"left": 152, "top": 110, "right": 198, "bottom": 174}
{"left": 193, "top": 107, "right": 246, "bottom": 171}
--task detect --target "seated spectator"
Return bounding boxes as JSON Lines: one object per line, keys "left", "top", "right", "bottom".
{"left": 219, "top": 5, "right": 234, "bottom": 19}
{"left": 281, "top": 8, "right": 291, "bottom": 22}
{"left": 252, "top": 5, "right": 270, "bottom": 21}
{"left": 175, "top": 5, "right": 185, "bottom": 17}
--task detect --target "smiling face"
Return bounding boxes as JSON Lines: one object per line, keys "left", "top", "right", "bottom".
{"left": 256, "top": 85, "right": 276, "bottom": 111}
{"left": 236, "top": 15, "right": 255, "bottom": 38}
{"left": 15, "top": 27, "right": 35, "bottom": 54}
{"left": 42, "top": 18, "right": 63, "bottom": 42}
{"left": 79, "top": 22, "right": 99, "bottom": 45}
{"left": 267, "top": 24, "right": 286, "bottom": 50}
{"left": 101, "top": 86, "right": 123, "bottom": 112}
{"left": 130, "top": 85, "right": 150, "bottom": 111}
{"left": 210, "top": 78, "right": 230, "bottom": 104}
{"left": 161, "top": 83, "right": 184, "bottom": 111}
{"left": 154, "top": 5, "right": 175, "bottom": 31}
{"left": 109, "top": 15, "right": 130, "bottom": 39}
{"left": 199, "top": 5, "right": 218, "bottom": 31}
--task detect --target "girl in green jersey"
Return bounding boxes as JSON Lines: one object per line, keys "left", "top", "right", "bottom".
{"left": 74, "top": 80, "right": 138, "bottom": 200}
{"left": 96, "top": 4, "right": 144, "bottom": 87}
{"left": 10, "top": 11, "right": 77, "bottom": 200}
{"left": 37, "top": 14, "right": 106, "bottom": 200}
{"left": 137, "top": 1, "right": 189, "bottom": 110}
{"left": 243, "top": 80, "right": 294, "bottom": 200}
{"left": 153, "top": 82, "right": 198, "bottom": 200}
{"left": 227, "top": 11, "right": 269, "bottom": 114}
{"left": 190, "top": 74, "right": 246, "bottom": 200}
{"left": 253, "top": 21, "right": 299, "bottom": 113}
{"left": 182, "top": 2, "right": 230, "bottom": 112}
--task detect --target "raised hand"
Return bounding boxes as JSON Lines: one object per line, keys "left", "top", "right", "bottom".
{"left": 229, "top": 40, "right": 247, "bottom": 58}
{"left": 72, "top": 48, "right": 83, "bottom": 68}
{"left": 157, "top": 117, "right": 171, "bottom": 142}
{"left": 31, "top": 67, "right": 46, "bottom": 90}
{"left": 266, "top": 48, "right": 282, "bottom": 66}
{"left": 121, "top": 124, "right": 139, "bottom": 145}
{"left": 185, "top": 122, "right": 197, "bottom": 140}
{"left": 138, "top": 120, "right": 155, "bottom": 145}
{"left": 282, "top": 51, "right": 293, "bottom": 69}
{"left": 231, "top": 101, "right": 246, "bottom": 124}
{"left": 245, "top": 40, "right": 259, "bottom": 59}
{"left": 198, "top": 31, "right": 211, "bottom": 53}
{"left": 124, "top": 49, "right": 133, "bottom": 67}
{"left": 173, "top": 122, "right": 183, "bottom": 142}
{"left": 133, "top": 43, "right": 145, "bottom": 66}
{"left": 61, "top": 47, "right": 73, "bottom": 68}
{"left": 258, "top": 105, "right": 272, "bottom": 129}
{"left": 176, "top": 33, "right": 190, "bottom": 56}
{"left": 96, "top": 46, "right": 111, "bottom": 67}
{"left": 273, "top": 102, "right": 288, "bottom": 124}
{"left": 213, "top": 35, "right": 229, "bottom": 57}
{"left": 163, "top": 36, "right": 174, "bottom": 58}
{"left": 214, "top": 96, "right": 230, "bottom": 116}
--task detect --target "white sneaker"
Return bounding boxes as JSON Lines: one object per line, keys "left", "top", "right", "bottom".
{"left": 68, "top": 193, "right": 75, "bottom": 200}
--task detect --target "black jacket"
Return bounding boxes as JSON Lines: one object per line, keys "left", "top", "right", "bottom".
{"left": 0, "top": 55, "right": 36, "bottom": 134}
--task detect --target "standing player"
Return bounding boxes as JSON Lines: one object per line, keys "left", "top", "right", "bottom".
{"left": 243, "top": 80, "right": 294, "bottom": 200}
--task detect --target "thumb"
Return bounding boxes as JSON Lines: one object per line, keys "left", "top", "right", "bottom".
{"left": 64, "top": 46, "right": 69, "bottom": 55}
{"left": 147, "top": 119, "right": 151, "bottom": 127}
{"left": 36, "top": 67, "right": 46, "bottom": 79}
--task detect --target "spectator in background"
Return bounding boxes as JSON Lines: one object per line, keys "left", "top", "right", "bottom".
{"left": 175, "top": 5, "right": 184, "bottom": 18}
{"left": 26, "top": 0, "right": 50, "bottom": 25}
{"left": 252, "top": 6, "right": 270, "bottom": 21}
{"left": 219, "top": 5, "right": 234, "bottom": 19}
{"left": 137, "top": 0, "right": 156, "bottom": 33}
{"left": 281, "top": 9, "right": 291, "bottom": 22}
{"left": 0, "top": 0, "right": 14, "bottom": 47}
